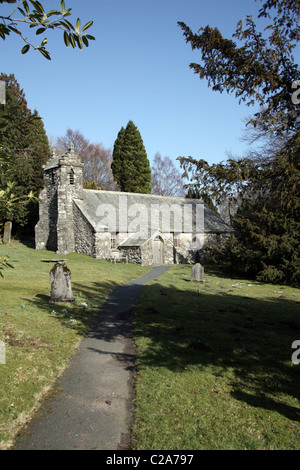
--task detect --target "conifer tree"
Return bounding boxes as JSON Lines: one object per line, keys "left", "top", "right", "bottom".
{"left": 186, "top": 188, "right": 219, "bottom": 214}
{"left": 178, "top": 0, "right": 300, "bottom": 286}
{"left": 111, "top": 126, "right": 125, "bottom": 190}
{"left": 0, "top": 73, "right": 50, "bottom": 232}
{"left": 111, "top": 121, "right": 151, "bottom": 193}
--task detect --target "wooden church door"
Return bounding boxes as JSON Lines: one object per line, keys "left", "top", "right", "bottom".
{"left": 152, "top": 236, "right": 163, "bottom": 265}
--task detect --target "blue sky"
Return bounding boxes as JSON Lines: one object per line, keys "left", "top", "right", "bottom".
{"left": 1, "top": 0, "right": 287, "bottom": 168}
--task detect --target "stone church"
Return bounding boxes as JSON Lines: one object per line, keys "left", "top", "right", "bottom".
{"left": 35, "top": 145, "right": 232, "bottom": 266}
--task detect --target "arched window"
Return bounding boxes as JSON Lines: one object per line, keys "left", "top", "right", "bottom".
{"left": 69, "top": 169, "right": 75, "bottom": 185}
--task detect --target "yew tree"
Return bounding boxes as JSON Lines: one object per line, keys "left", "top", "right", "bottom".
{"left": 178, "top": 0, "right": 300, "bottom": 285}
{"left": 111, "top": 121, "right": 151, "bottom": 194}
{"left": 0, "top": 73, "right": 49, "bottom": 232}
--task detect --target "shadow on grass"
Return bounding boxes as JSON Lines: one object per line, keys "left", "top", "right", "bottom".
{"left": 25, "top": 280, "right": 122, "bottom": 337}
{"left": 25, "top": 276, "right": 150, "bottom": 345}
{"left": 24, "top": 269, "right": 300, "bottom": 423}
{"left": 25, "top": 279, "right": 149, "bottom": 372}
{"left": 132, "top": 281, "right": 300, "bottom": 423}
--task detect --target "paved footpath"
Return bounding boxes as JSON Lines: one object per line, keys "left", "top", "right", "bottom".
{"left": 12, "top": 265, "right": 170, "bottom": 451}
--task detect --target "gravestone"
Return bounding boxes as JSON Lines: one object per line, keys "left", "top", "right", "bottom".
{"left": 3, "top": 221, "right": 12, "bottom": 244}
{"left": 48, "top": 260, "right": 75, "bottom": 304}
{"left": 191, "top": 262, "right": 204, "bottom": 282}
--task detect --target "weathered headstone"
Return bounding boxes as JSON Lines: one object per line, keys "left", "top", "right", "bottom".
{"left": 3, "top": 221, "right": 12, "bottom": 244}
{"left": 191, "top": 262, "right": 204, "bottom": 282}
{"left": 49, "top": 261, "right": 75, "bottom": 304}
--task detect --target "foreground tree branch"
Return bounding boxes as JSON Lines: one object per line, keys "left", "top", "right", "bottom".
{"left": 0, "top": 0, "right": 95, "bottom": 59}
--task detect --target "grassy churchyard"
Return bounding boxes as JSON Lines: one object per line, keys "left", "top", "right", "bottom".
{"left": 132, "top": 265, "right": 300, "bottom": 450}
{"left": 0, "top": 242, "right": 300, "bottom": 450}
{"left": 0, "top": 241, "right": 150, "bottom": 450}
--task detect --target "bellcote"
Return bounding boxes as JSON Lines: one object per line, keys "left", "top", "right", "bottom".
{"left": 42, "top": 143, "right": 84, "bottom": 198}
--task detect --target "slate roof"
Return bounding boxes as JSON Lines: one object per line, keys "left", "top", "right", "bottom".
{"left": 44, "top": 155, "right": 61, "bottom": 171}
{"left": 118, "top": 233, "right": 150, "bottom": 247}
{"left": 74, "top": 189, "right": 232, "bottom": 235}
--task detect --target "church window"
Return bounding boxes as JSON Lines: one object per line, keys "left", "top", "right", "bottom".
{"left": 50, "top": 170, "right": 55, "bottom": 185}
{"left": 174, "top": 233, "right": 181, "bottom": 247}
{"left": 69, "top": 169, "right": 75, "bottom": 185}
{"left": 111, "top": 233, "right": 118, "bottom": 249}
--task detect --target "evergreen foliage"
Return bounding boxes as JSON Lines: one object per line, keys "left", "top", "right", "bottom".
{"left": 83, "top": 180, "right": 104, "bottom": 190}
{"left": 111, "top": 121, "right": 151, "bottom": 193}
{"left": 178, "top": 0, "right": 300, "bottom": 286}
{"left": 0, "top": 73, "right": 50, "bottom": 233}
{"left": 186, "top": 187, "right": 219, "bottom": 214}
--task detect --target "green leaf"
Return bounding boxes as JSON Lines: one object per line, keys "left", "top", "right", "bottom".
{"left": 62, "top": 11, "right": 71, "bottom": 18}
{"left": 63, "top": 30, "right": 69, "bottom": 47}
{"left": 17, "top": 7, "right": 26, "bottom": 17}
{"left": 77, "top": 35, "right": 83, "bottom": 50}
{"left": 82, "top": 35, "right": 89, "bottom": 47}
{"left": 46, "top": 10, "right": 60, "bottom": 18}
{"left": 29, "top": 0, "right": 44, "bottom": 14}
{"left": 38, "top": 48, "right": 51, "bottom": 60}
{"left": 23, "top": 1, "right": 30, "bottom": 15}
{"left": 59, "top": 19, "right": 74, "bottom": 31}
{"left": 36, "top": 27, "right": 46, "bottom": 35}
{"left": 21, "top": 44, "right": 30, "bottom": 55}
{"left": 8, "top": 25, "right": 20, "bottom": 34}
{"left": 85, "top": 34, "right": 95, "bottom": 41}
{"left": 69, "top": 33, "right": 76, "bottom": 49}
{"left": 60, "top": 0, "right": 65, "bottom": 14}
{"left": 75, "top": 18, "right": 80, "bottom": 33}
{"left": 34, "top": 1, "right": 44, "bottom": 14}
{"left": 81, "top": 21, "right": 93, "bottom": 33}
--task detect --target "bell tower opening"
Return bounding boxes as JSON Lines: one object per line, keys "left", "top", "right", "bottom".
{"left": 69, "top": 168, "right": 75, "bottom": 185}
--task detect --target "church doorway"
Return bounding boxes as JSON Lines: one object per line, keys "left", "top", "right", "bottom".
{"left": 152, "top": 236, "right": 164, "bottom": 265}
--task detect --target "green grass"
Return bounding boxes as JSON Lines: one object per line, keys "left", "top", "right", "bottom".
{"left": 132, "top": 265, "right": 300, "bottom": 450}
{"left": 0, "top": 241, "right": 150, "bottom": 450}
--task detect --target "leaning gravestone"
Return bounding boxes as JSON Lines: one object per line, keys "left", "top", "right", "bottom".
{"left": 3, "top": 221, "right": 12, "bottom": 244}
{"left": 46, "top": 260, "right": 75, "bottom": 304}
{"left": 191, "top": 262, "right": 204, "bottom": 282}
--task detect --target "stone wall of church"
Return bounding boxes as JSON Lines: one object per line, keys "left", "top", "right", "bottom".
{"left": 35, "top": 168, "right": 59, "bottom": 251}
{"left": 73, "top": 202, "right": 95, "bottom": 257}
{"left": 56, "top": 153, "right": 84, "bottom": 255}
{"left": 161, "top": 234, "right": 176, "bottom": 265}
{"left": 94, "top": 232, "right": 112, "bottom": 259}
{"left": 118, "top": 246, "right": 143, "bottom": 264}
{"left": 140, "top": 235, "right": 175, "bottom": 266}
{"left": 117, "top": 234, "right": 175, "bottom": 266}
